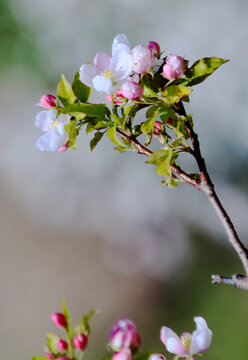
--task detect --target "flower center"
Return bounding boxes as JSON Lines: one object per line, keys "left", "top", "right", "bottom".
{"left": 181, "top": 333, "right": 191, "bottom": 352}
{"left": 103, "top": 68, "right": 113, "bottom": 80}
{"left": 50, "top": 120, "right": 59, "bottom": 128}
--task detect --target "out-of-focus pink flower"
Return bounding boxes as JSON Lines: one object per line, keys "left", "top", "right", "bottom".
{"left": 148, "top": 41, "right": 160, "bottom": 58}
{"left": 45, "top": 353, "right": 54, "bottom": 359}
{"left": 80, "top": 34, "right": 132, "bottom": 94}
{"left": 106, "top": 90, "right": 125, "bottom": 105}
{"left": 153, "top": 121, "right": 163, "bottom": 135}
{"left": 51, "top": 313, "right": 67, "bottom": 328}
{"left": 40, "top": 94, "right": 57, "bottom": 109}
{"left": 58, "top": 140, "right": 69, "bottom": 152}
{"left": 73, "top": 334, "right": 88, "bottom": 351}
{"left": 119, "top": 82, "right": 143, "bottom": 101}
{"left": 110, "top": 318, "right": 141, "bottom": 351}
{"left": 160, "top": 316, "right": 212, "bottom": 357}
{"left": 112, "top": 348, "right": 132, "bottom": 360}
{"left": 57, "top": 339, "right": 68, "bottom": 352}
{"left": 163, "top": 55, "right": 184, "bottom": 79}
{"left": 132, "top": 45, "right": 154, "bottom": 74}
{"left": 148, "top": 354, "right": 166, "bottom": 360}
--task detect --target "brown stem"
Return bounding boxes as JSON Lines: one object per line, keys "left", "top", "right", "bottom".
{"left": 178, "top": 102, "right": 248, "bottom": 288}
{"left": 115, "top": 128, "right": 200, "bottom": 188}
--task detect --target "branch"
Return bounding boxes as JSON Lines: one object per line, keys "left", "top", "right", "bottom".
{"left": 178, "top": 102, "right": 248, "bottom": 289}
{"left": 115, "top": 128, "right": 200, "bottom": 188}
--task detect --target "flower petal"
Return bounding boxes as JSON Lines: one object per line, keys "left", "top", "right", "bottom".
{"left": 92, "top": 75, "right": 113, "bottom": 93}
{"left": 112, "top": 34, "right": 130, "bottom": 56}
{"left": 36, "top": 125, "right": 68, "bottom": 152}
{"left": 35, "top": 110, "right": 57, "bottom": 131}
{"left": 160, "top": 327, "right": 187, "bottom": 355}
{"left": 111, "top": 49, "right": 132, "bottom": 81}
{"left": 189, "top": 317, "right": 212, "bottom": 355}
{"left": 94, "top": 52, "right": 111, "bottom": 75}
{"left": 79, "top": 64, "right": 95, "bottom": 87}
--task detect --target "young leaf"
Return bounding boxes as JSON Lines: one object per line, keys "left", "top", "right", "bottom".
{"left": 182, "top": 57, "right": 229, "bottom": 86}
{"left": 62, "top": 300, "right": 72, "bottom": 337}
{"left": 90, "top": 132, "right": 105, "bottom": 151}
{"left": 64, "top": 119, "right": 78, "bottom": 149}
{"left": 162, "top": 177, "right": 180, "bottom": 188}
{"left": 63, "top": 103, "right": 109, "bottom": 118}
{"left": 162, "top": 85, "right": 192, "bottom": 105}
{"left": 106, "top": 126, "right": 125, "bottom": 147}
{"left": 147, "top": 149, "right": 173, "bottom": 176}
{"left": 57, "top": 74, "right": 77, "bottom": 105}
{"left": 46, "top": 333, "right": 60, "bottom": 354}
{"left": 72, "top": 71, "right": 92, "bottom": 103}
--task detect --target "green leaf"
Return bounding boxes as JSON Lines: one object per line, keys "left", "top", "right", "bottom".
{"left": 57, "top": 74, "right": 76, "bottom": 105}
{"left": 182, "top": 57, "right": 229, "bottom": 86}
{"left": 124, "top": 103, "right": 149, "bottom": 118}
{"left": 112, "top": 115, "right": 126, "bottom": 129}
{"left": 31, "top": 356, "right": 48, "bottom": 360}
{"left": 106, "top": 125, "right": 125, "bottom": 147}
{"left": 175, "top": 116, "right": 188, "bottom": 139}
{"left": 147, "top": 149, "right": 173, "bottom": 176}
{"left": 62, "top": 300, "right": 71, "bottom": 337}
{"left": 46, "top": 333, "right": 60, "bottom": 354}
{"left": 73, "top": 309, "right": 100, "bottom": 336}
{"left": 63, "top": 103, "right": 109, "bottom": 118}
{"left": 72, "top": 72, "right": 92, "bottom": 103}
{"left": 90, "top": 132, "right": 105, "bottom": 151}
{"left": 141, "top": 117, "right": 156, "bottom": 135}
{"left": 162, "top": 85, "right": 192, "bottom": 104}
{"left": 64, "top": 119, "right": 78, "bottom": 149}
{"left": 85, "top": 119, "right": 110, "bottom": 134}
{"left": 146, "top": 105, "right": 159, "bottom": 118}
{"left": 162, "top": 177, "right": 180, "bottom": 188}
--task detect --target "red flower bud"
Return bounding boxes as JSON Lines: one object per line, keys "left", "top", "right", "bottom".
{"left": 73, "top": 334, "right": 88, "bottom": 350}
{"left": 40, "top": 94, "right": 57, "bottom": 109}
{"left": 51, "top": 313, "right": 67, "bottom": 328}
{"left": 148, "top": 41, "right": 160, "bottom": 58}
{"left": 153, "top": 121, "right": 163, "bottom": 135}
{"left": 57, "top": 339, "right": 68, "bottom": 352}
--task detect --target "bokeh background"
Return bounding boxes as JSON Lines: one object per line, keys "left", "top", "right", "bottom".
{"left": 1, "top": 0, "right": 248, "bottom": 359}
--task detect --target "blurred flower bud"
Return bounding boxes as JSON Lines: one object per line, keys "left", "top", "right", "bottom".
{"left": 153, "top": 121, "right": 163, "bottom": 135}
{"left": 132, "top": 45, "right": 154, "bottom": 74}
{"left": 119, "top": 82, "right": 143, "bottom": 101}
{"left": 57, "top": 339, "right": 68, "bottom": 352}
{"left": 148, "top": 41, "right": 160, "bottom": 58}
{"left": 110, "top": 318, "right": 141, "bottom": 351}
{"left": 148, "top": 354, "right": 166, "bottom": 360}
{"left": 112, "top": 348, "right": 132, "bottom": 360}
{"left": 58, "top": 141, "right": 69, "bottom": 153}
{"left": 51, "top": 313, "right": 67, "bottom": 328}
{"left": 73, "top": 334, "right": 88, "bottom": 350}
{"left": 45, "top": 353, "right": 55, "bottom": 359}
{"left": 40, "top": 94, "right": 57, "bottom": 109}
{"left": 106, "top": 91, "right": 125, "bottom": 105}
{"left": 163, "top": 55, "right": 184, "bottom": 79}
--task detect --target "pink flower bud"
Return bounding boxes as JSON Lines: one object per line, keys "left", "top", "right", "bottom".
{"left": 45, "top": 353, "right": 55, "bottom": 359}
{"left": 148, "top": 41, "right": 160, "bottom": 58}
{"left": 106, "top": 91, "right": 125, "bottom": 105}
{"left": 132, "top": 45, "right": 154, "bottom": 74}
{"left": 58, "top": 141, "right": 69, "bottom": 153}
{"left": 73, "top": 334, "right": 88, "bottom": 350}
{"left": 163, "top": 55, "right": 184, "bottom": 79}
{"left": 51, "top": 313, "right": 67, "bottom": 328}
{"left": 57, "top": 339, "right": 68, "bottom": 352}
{"left": 40, "top": 94, "right": 57, "bottom": 109}
{"left": 112, "top": 349, "right": 132, "bottom": 360}
{"left": 110, "top": 318, "right": 141, "bottom": 351}
{"left": 153, "top": 121, "right": 163, "bottom": 135}
{"left": 119, "top": 82, "right": 143, "bottom": 101}
{"left": 166, "top": 118, "right": 174, "bottom": 125}
{"left": 148, "top": 354, "right": 166, "bottom": 360}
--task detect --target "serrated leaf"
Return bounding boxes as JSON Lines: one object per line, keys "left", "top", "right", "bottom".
{"left": 62, "top": 300, "right": 71, "bottom": 337}
{"left": 182, "top": 57, "right": 229, "bottom": 86}
{"left": 46, "top": 333, "right": 60, "bottom": 354}
{"left": 57, "top": 74, "right": 76, "bottom": 105}
{"left": 162, "top": 85, "right": 192, "bottom": 104}
{"left": 90, "top": 132, "right": 105, "bottom": 151}
{"left": 106, "top": 126, "right": 125, "bottom": 147}
{"left": 64, "top": 119, "right": 78, "bottom": 149}
{"left": 147, "top": 149, "right": 173, "bottom": 176}
{"left": 72, "top": 72, "right": 92, "bottom": 103}
{"left": 63, "top": 103, "right": 109, "bottom": 118}
{"left": 161, "top": 177, "right": 180, "bottom": 188}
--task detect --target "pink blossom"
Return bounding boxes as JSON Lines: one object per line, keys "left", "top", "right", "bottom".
{"left": 153, "top": 121, "right": 163, "bottom": 135}
{"left": 148, "top": 41, "right": 160, "bottom": 58}
{"left": 40, "top": 94, "right": 57, "bottom": 109}
{"left": 73, "top": 334, "right": 88, "bottom": 350}
{"left": 119, "top": 82, "right": 143, "bottom": 101}
{"left": 45, "top": 353, "right": 54, "bottom": 359}
{"left": 160, "top": 316, "right": 212, "bottom": 357}
{"left": 106, "top": 90, "right": 125, "bottom": 105}
{"left": 132, "top": 45, "right": 154, "bottom": 74}
{"left": 57, "top": 339, "right": 68, "bottom": 352}
{"left": 163, "top": 55, "right": 184, "bottom": 79}
{"left": 51, "top": 313, "right": 67, "bottom": 328}
{"left": 112, "top": 348, "right": 132, "bottom": 360}
{"left": 58, "top": 141, "right": 69, "bottom": 152}
{"left": 148, "top": 354, "right": 166, "bottom": 360}
{"left": 110, "top": 318, "right": 141, "bottom": 351}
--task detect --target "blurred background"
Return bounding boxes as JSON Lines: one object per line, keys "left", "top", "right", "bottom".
{"left": 1, "top": 0, "right": 248, "bottom": 359}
